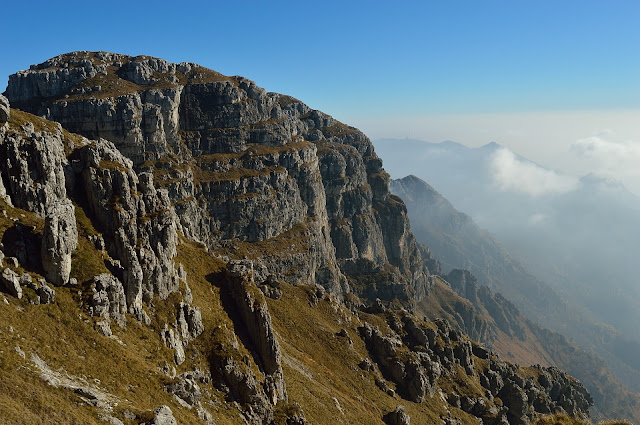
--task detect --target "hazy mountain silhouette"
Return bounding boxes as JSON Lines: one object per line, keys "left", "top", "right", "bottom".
{"left": 377, "top": 139, "right": 640, "bottom": 392}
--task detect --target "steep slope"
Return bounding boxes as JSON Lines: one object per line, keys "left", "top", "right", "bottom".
{"left": 0, "top": 53, "right": 607, "bottom": 424}
{"left": 385, "top": 155, "right": 640, "bottom": 393}
{"left": 6, "top": 51, "right": 432, "bottom": 304}
{"left": 390, "top": 175, "right": 565, "bottom": 318}
{"left": 391, "top": 175, "right": 640, "bottom": 421}
{"left": 376, "top": 138, "right": 640, "bottom": 367}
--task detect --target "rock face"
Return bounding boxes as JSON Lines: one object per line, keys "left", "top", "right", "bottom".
{"left": 360, "top": 309, "right": 592, "bottom": 425}
{"left": 225, "top": 260, "right": 287, "bottom": 404}
{"left": 41, "top": 199, "right": 78, "bottom": 285}
{"left": 0, "top": 111, "right": 68, "bottom": 216}
{"left": 89, "top": 274, "right": 127, "bottom": 327}
{"left": 7, "top": 51, "right": 432, "bottom": 304}
{"left": 0, "top": 94, "right": 9, "bottom": 124}
{"left": 73, "top": 138, "right": 180, "bottom": 314}
{"left": 0, "top": 52, "right": 602, "bottom": 424}
{"left": 445, "top": 269, "right": 525, "bottom": 341}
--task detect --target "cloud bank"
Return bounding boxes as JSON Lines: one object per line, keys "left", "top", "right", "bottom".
{"left": 490, "top": 148, "right": 578, "bottom": 197}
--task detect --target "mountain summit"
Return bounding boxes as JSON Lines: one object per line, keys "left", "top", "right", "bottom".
{"left": 0, "top": 52, "right": 606, "bottom": 424}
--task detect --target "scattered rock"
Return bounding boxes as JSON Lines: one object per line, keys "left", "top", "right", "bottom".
{"left": 384, "top": 405, "right": 410, "bottom": 425}
{"left": 0, "top": 268, "right": 22, "bottom": 299}
{"left": 149, "top": 405, "right": 177, "bottom": 425}
{"left": 38, "top": 282, "right": 56, "bottom": 304}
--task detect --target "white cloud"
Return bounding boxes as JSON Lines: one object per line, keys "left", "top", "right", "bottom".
{"left": 490, "top": 148, "right": 579, "bottom": 197}
{"left": 570, "top": 133, "right": 640, "bottom": 193}
{"left": 528, "top": 213, "right": 549, "bottom": 226}
{"left": 571, "top": 134, "right": 640, "bottom": 166}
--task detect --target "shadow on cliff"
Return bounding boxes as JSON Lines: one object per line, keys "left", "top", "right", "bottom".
{"left": 205, "top": 271, "right": 267, "bottom": 375}
{"left": 1, "top": 223, "right": 43, "bottom": 273}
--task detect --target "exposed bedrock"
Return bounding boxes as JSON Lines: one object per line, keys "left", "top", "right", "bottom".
{"left": 7, "top": 51, "right": 433, "bottom": 303}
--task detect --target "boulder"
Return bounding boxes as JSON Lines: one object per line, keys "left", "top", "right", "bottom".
{"left": 41, "top": 199, "right": 78, "bottom": 285}
{"left": 149, "top": 405, "right": 177, "bottom": 425}
{"left": 0, "top": 268, "right": 22, "bottom": 299}
{"left": 38, "top": 283, "right": 55, "bottom": 304}
{"left": 384, "top": 405, "right": 410, "bottom": 425}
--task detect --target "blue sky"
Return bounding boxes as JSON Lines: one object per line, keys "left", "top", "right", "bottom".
{"left": 2, "top": 0, "right": 640, "bottom": 183}
{"left": 3, "top": 1, "right": 639, "bottom": 115}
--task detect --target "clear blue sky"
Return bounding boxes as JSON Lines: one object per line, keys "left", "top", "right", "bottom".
{"left": 2, "top": 1, "right": 638, "bottom": 119}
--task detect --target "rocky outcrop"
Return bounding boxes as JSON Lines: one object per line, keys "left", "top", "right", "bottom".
{"left": 7, "top": 51, "right": 431, "bottom": 304}
{"left": 0, "top": 112, "right": 68, "bottom": 216}
{"left": 384, "top": 405, "right": 411, "bottom": 425}
{"left": 41, "top": 199, "right": 78, "bottom": 285}
{"left": 0, "top": 268, "right": 22, "bottom": 299}
{"left": 89, "top": 274, "right": 127, "bottom": 327}
{"left": 0, "top": 94, "right": 9, "bottom": 124}
{"left": 225, "top": 260, "right": 287, "bottom": 404}
{"left": 72, "top": 138, "right": 179, "bottom": 314}
{"left": 208, "top": 323, "right": 276, "bottom": 424}
{"left": 176, "top": 301, "right": 204, "bottom": 344}
{"left": 445, "top": 269, "right": 525, "bottom": 340}
{"left": 359, "top": 321, "right": 440, "bottom": 403}
{"left": 359, "top": 309, "right": 592, "bottom": 425}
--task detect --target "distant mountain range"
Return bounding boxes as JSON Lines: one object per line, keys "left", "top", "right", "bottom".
{"left": 376, "top": 138, "right": 640, "bottom": 395}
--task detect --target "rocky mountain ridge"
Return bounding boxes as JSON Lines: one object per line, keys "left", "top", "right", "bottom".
{"left": 391, "top": 174, "right": 640, "bottom": 422}
{"left": 0, "top": 52, "right": 607, "bottom": 424}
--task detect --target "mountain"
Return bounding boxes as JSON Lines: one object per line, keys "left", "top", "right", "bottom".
{"left": 390, "top": 174, "right": 640, "bottom": 420}
{"left": 375, "top": 138, "right": 640, "bottom": 388}
{"left": 0, "top": 52, "right": 604, "bottom": 424}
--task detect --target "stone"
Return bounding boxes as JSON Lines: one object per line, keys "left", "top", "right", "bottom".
{"left": 38, "top": 283, "right": 55, "bottom": 304}
{"left": 41, "top": 199, "right": 78, "bottom": 286}
{"left": 0, "top": 268, "right": 22, "bottom": 299}
{"left": 162, "top": 325, "right": 185, "bottom": 365}
{"left": 89, "top": 274, "right": 127, "bottom": 327}
{"left": 20, "top": 273, "right": 37, "bottom": 290}
{"left": 166, "top": 374, "right": 201, "bottom": 406}
{"left": 149, "top": 405, "right": 177, "bottom": 425}
{"left": 176, "top": 301, "right": 204, "bottom": 343}
{"left": 95, "top": 320, "right": 112, "bottom": 337}
{"left": 384, "top": 405, "right": 410, "bottom": 425}
{"left": 0, "top": 94, "right": 9, "bottom": 124}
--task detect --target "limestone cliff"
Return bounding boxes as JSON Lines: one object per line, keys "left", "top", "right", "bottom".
{"left": 0, "top": 53, "right": 607, "bottom": 425}
{"left": 7, "top": 51, "right": 431, "bottom": 303}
